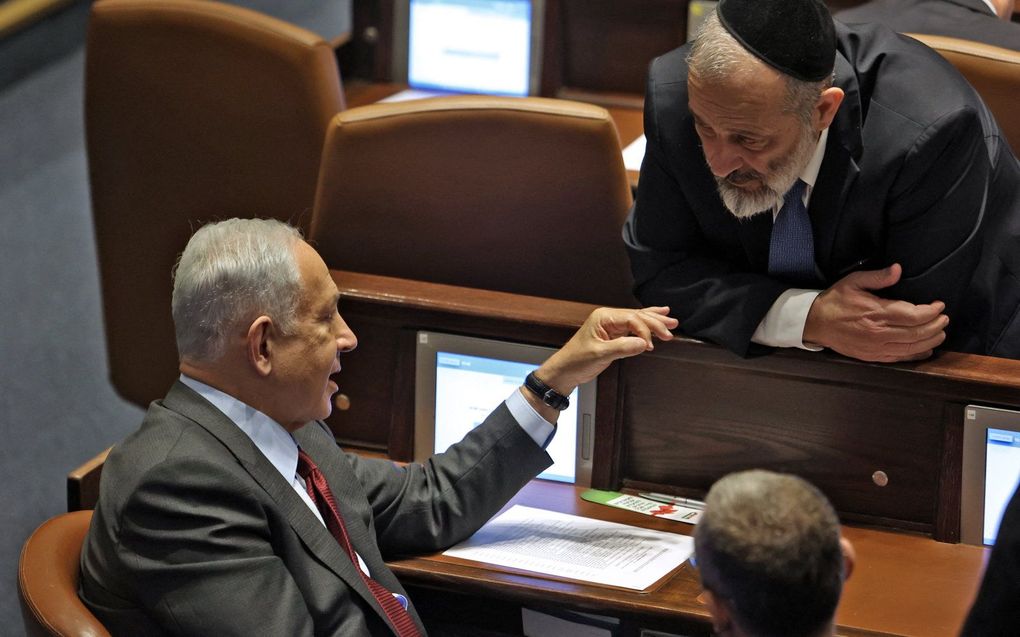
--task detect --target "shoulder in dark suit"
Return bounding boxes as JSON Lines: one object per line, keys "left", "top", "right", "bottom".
{"left": 836, "top": 0, "right": 1020, "bottom": 50}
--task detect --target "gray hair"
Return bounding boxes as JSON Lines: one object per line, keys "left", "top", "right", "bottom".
{"left": 694, "top": 470, "right": 844, "bottom": 637}
{"left": 171, "top": 218, "right": 304, "bottom": 362}
{"left": 687, "top": 11, "right": 834, "bottom": 124}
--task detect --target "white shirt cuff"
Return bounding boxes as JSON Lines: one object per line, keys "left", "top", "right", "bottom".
{"left": 751, "top": 289, "right": 824, "bottom": 351}
{"left": 506, "top": 388, "right": 557, "bottom": 449}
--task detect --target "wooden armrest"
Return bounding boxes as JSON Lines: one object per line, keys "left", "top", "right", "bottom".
{"left": 67, "top": 447, "right": 111, "bottom": 511}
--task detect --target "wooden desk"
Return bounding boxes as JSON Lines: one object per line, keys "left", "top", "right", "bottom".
{"left": 389, "top": 480, "right": 988, "bottom": 637}
{"left": 327, "top": 270, "right": 1020, "bottom": 542}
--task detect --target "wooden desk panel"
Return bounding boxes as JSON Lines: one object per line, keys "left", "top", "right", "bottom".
{"left": 389, "top": 480, "right": 987, "bottom": 637}
{"left": 328, "top": 270, "right": 1020, "bottom": 540}
{"left": 617, "top": 347, "right": 943, "bottom": 532}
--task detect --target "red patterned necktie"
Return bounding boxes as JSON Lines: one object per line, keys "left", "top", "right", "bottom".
{"left": 296, "top": 449, "right": 422, "bottom": 637}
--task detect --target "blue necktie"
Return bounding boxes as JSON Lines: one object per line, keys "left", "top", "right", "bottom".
{"left": 768, "top": 179, "right": 816, "bottom": 284}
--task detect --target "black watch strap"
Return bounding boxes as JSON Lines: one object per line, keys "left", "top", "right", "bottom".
{"left": 524, "top": 371, "right": 570, "bottom": 411}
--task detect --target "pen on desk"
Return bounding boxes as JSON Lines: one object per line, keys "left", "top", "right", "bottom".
{"left": 639, "top": 492, "right": 706, "bottom": 509}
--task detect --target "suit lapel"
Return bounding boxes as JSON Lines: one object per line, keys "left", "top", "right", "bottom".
{"left": 162, "top": 383, "right": 377, "bottom": 609}
{"left": 811, "top": 52, "right": 862, "bottom": 281}
{"left": 294, "top": 424, "right": 391, "bottom": 583}
{"left": 295, "top": 422, "right": 424, "bottom": 631}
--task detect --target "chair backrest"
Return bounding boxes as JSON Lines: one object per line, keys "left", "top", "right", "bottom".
{"left": 67, "top": 447, "right": 111, "bottom": 512}
{"left": 309, "top": 96, "right": 636, "bottom": 307}
{"left": 86, "top": 0, "right": 345, "bottom": 408}
{"left": 18, "top": 510, "right": 109, "bottom": 637}
{"left": 906, "top": 32, "right": 1020, "bottom": 155}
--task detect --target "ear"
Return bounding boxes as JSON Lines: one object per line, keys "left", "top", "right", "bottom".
{"left": 840, "top": 536, "right": 856, "bottom": 581}
{"left": 814, "top": 86, "right": 845, "bottom": 131}
{"left": 246, "top": 316, "right": 275, "bottom": 377}
{"left": 702, "top": 589, "right": 733, "bottom": 635}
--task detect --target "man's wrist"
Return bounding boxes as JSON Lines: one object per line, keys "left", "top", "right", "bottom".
{"left": 523, "top": 372, "right": 570, "bottom": 411}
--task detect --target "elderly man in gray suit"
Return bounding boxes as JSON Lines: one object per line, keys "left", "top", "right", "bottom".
{"left": 79, "top": 217, "right": 677, "bottom": 636}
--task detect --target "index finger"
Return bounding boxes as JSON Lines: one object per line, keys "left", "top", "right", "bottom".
{"left": 874, "top": 298, "right": 946, "bottom": 327}
{"left": 613, "top": 307, "right": 677, "bottom": 344}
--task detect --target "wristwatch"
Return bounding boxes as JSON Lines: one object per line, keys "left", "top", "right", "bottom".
{"left": 524, "top": 371, "right": 570, "bottom": 411}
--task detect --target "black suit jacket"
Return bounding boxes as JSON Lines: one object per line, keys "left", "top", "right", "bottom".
{"left": 623, "top": 21, "right": 1020, "bottom": 357}
{"left": 837, "top": 0, "right": 1020, "bottom": 51}
{"left": 80, "top": 381, "right": 552, "bottom": 636}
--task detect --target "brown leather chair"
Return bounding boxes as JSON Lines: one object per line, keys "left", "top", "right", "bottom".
{"left": 18, "top": 511, "right": 109, "bottom": 637}
{"left": 906, "top": 33, "right": 1020, "bottom": 155}
{"left": 309, "top": 96, "right": 636, "bottom": 307}
{"left": 86, "top": 0, "right": 345, "bottom": 408}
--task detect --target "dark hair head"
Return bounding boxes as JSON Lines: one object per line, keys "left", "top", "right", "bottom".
{"left": 694, "top": 470, "right": 844, "bottom": 637}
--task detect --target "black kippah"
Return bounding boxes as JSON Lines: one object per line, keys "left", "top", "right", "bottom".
{"left": 716, "top": 0, "right": 836, "bottom": 82}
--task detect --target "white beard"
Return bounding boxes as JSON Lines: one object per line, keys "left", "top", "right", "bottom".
{"left": 714, "top": 125, "right": 818, "bottom": 220}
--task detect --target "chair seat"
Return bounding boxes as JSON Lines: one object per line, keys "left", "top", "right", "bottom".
{"left": 18, "top": 510, "right": 110, "bottom": 637}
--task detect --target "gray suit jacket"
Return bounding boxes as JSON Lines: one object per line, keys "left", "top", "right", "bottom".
{"left": 80, "top": 381, "right": 552, "bottom": 636}
{"left": 837, "top": 0, "right": 1020, "bottom": 50}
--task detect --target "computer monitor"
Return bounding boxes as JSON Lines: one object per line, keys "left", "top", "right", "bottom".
{"left": 414, "top": 330, "right": 594, "bottom": 485}
{"left": 961, "top": 404, "right": 1020, "bottom": 546}
{"left": 393, "top": 0, "right": 542, "bottom": 96}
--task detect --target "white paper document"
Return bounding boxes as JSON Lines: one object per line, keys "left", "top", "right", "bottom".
{"left": 622, "top": 134, "right": 647, "bottom": 172}
{"left": 442, "top": 505, "right": 694, "bottom": 590}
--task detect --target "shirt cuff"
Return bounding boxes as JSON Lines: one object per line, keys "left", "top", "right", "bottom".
{"left": 506, "top": 388, "right": 557, "bottom": 449}
{"left": 751, "top": 289, "right": 824, "bottom": 351}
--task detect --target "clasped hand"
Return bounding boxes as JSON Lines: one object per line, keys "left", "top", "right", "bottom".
{"left": 804, "top": 264, "right": 948, "bottom": 362}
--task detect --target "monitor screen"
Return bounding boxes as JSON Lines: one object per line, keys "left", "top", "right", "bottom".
{"left": 962, "top": 405, "right": 1020, "bottom": 546}
{"left": 414, "top": 331, "right": 594, "bottom": 485}
{"left": 407, "top": 0, "right": 533, "bottom": 96}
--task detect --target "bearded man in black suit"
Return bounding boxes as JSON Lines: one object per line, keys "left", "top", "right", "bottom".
{"left": 623, "top": 0, "right": 1020, "bottom": 362}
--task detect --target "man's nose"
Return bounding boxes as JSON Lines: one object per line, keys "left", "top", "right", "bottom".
{"left": 335, "top": 317, "right": 358, "bottom": 353}
{"left": 703, "top": 139, "right": 745, "bottom": 178}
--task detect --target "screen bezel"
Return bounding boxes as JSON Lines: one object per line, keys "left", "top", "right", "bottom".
{"left": 414, "top": 330, "right": 594, "bottom": 486}
{"left": 392, "top": 0, "right": 544, "bottom": 96}
{"left": 961, "top": 403, "right": 1020, "bottom": 546}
